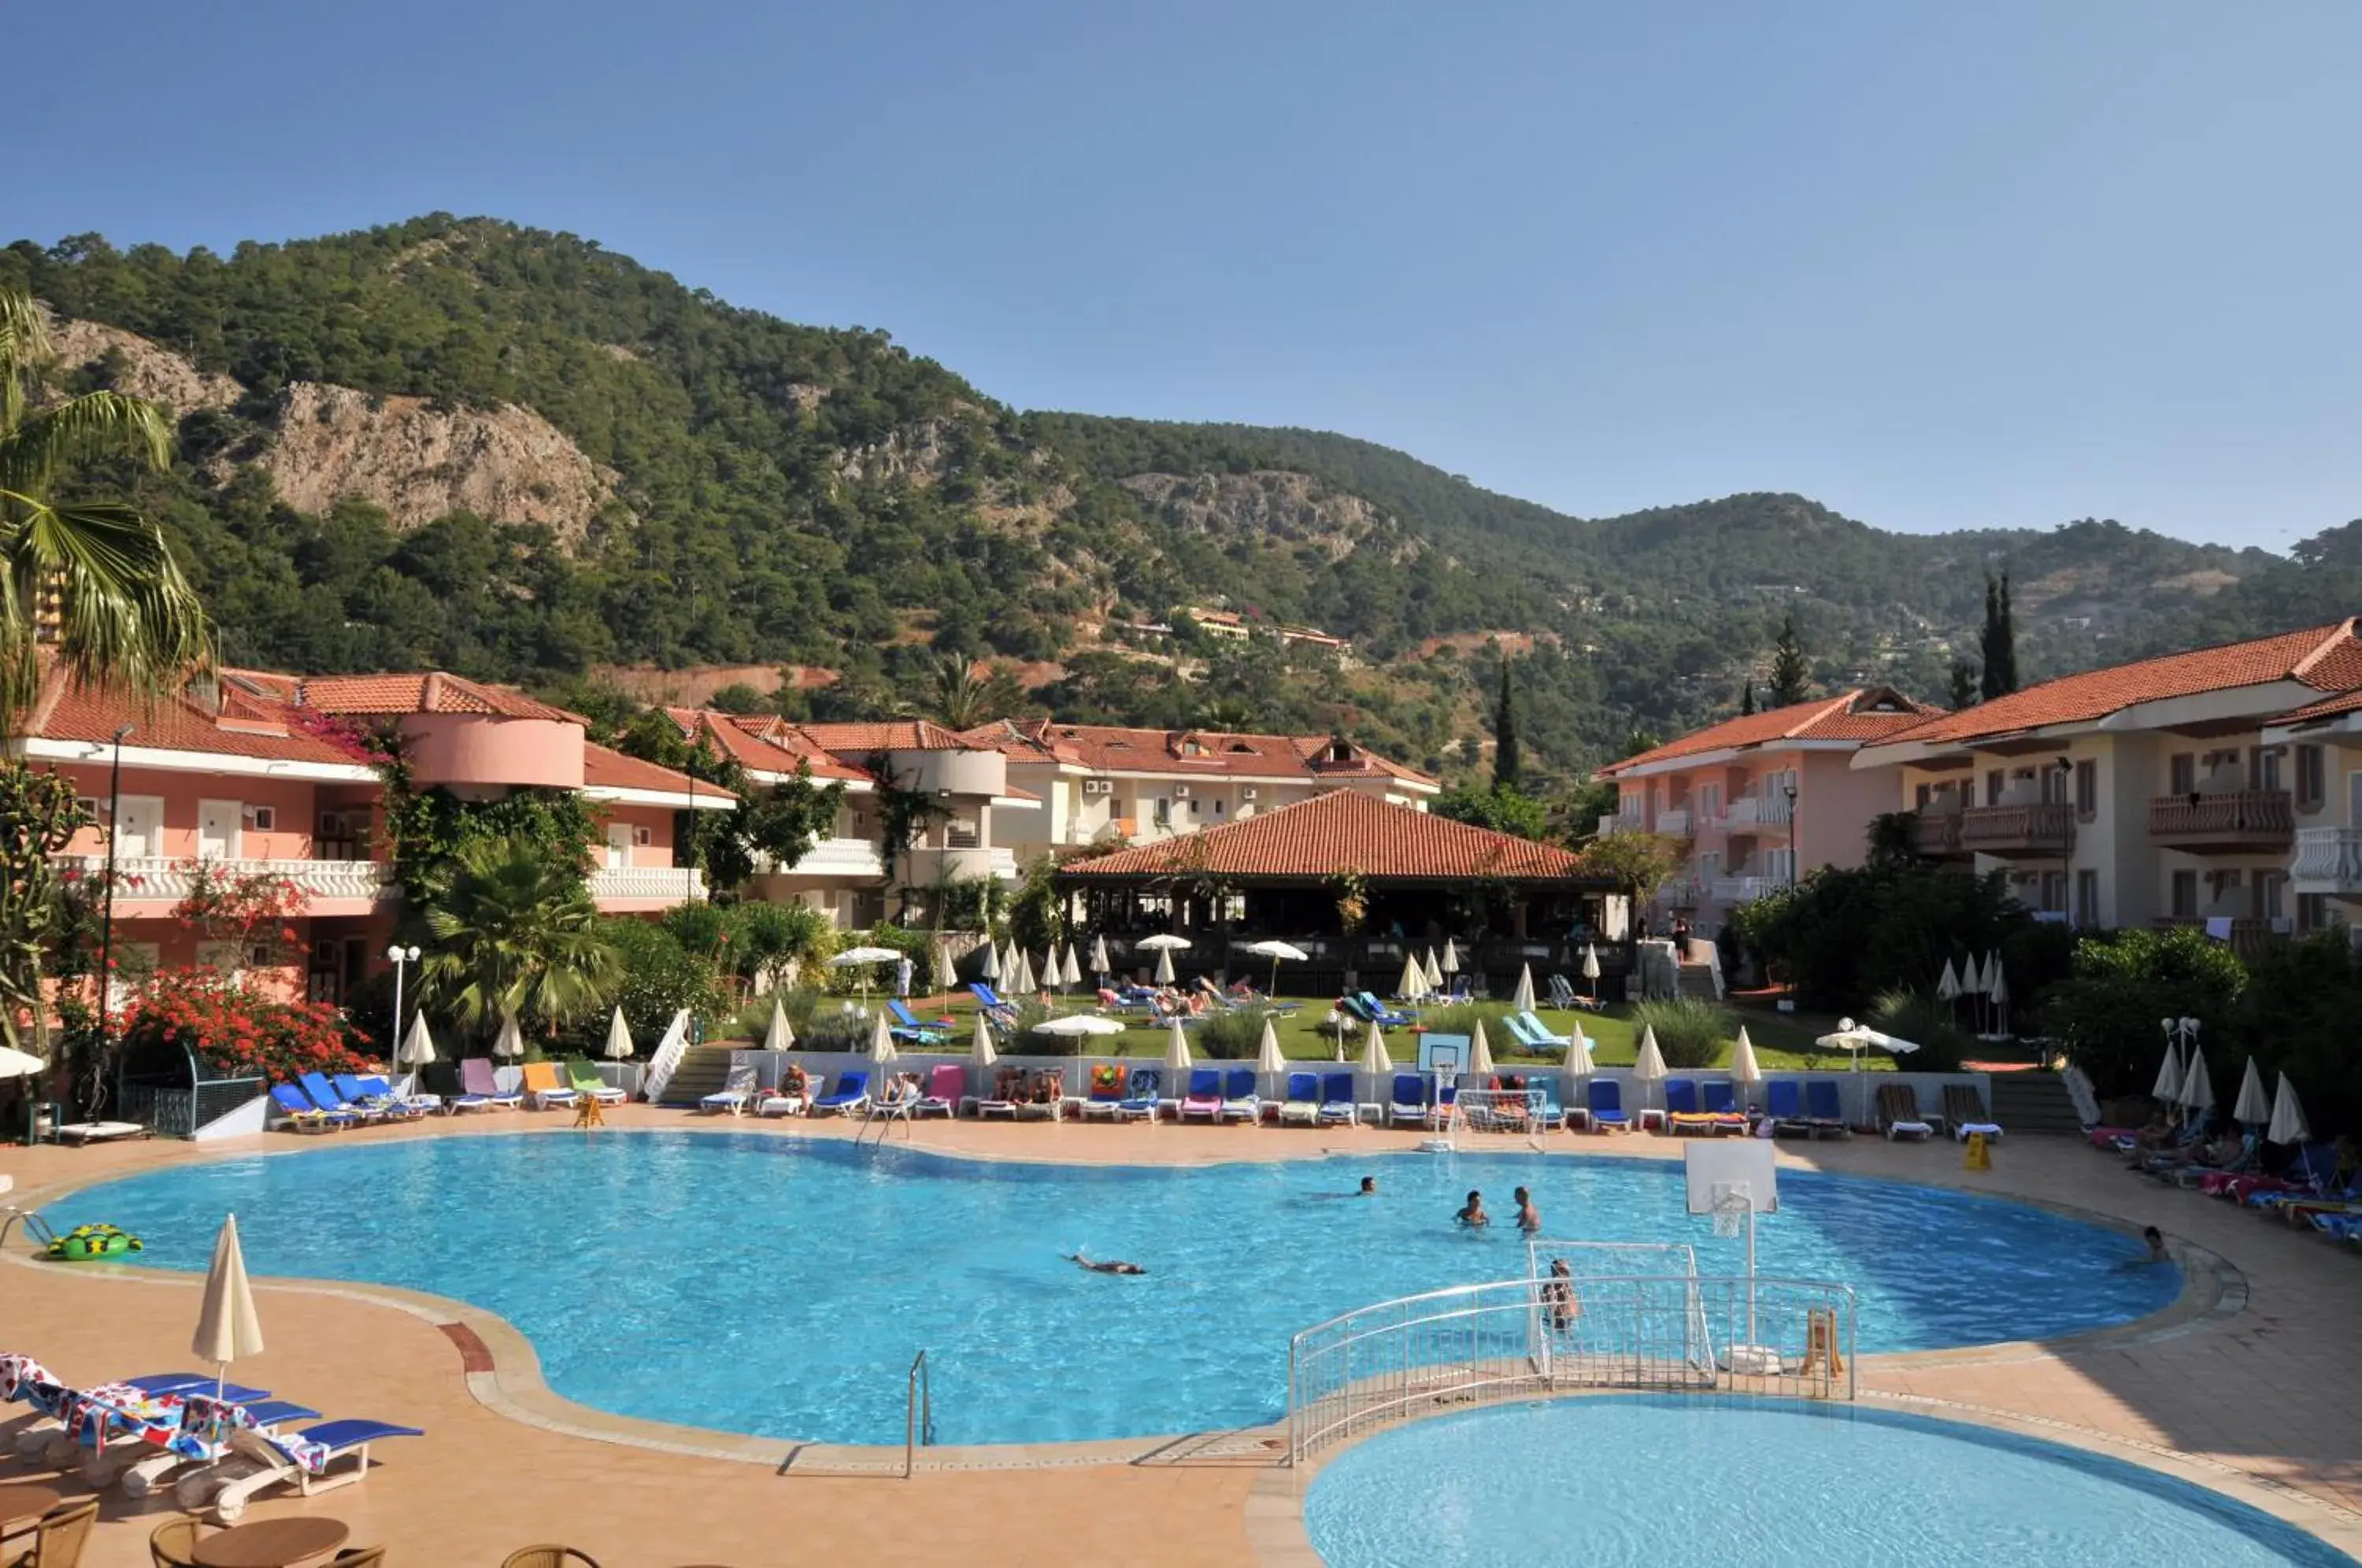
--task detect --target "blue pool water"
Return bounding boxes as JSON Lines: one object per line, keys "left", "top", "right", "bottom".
{"left": 1306, "top": 1397, "right": 2356, "bottom": 1566}
{"left": 52, "top": 1135, "right": 2177, "bottom": 1446}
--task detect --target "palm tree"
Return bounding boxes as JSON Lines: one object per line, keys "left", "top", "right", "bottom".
{"left": 0, "top": 287, "right": 211, "bottom": 734}
{"left": 919, "top": 653, "right": 1025, "bottom": 731}
{"left": 421, "top": 836, "right": 622, "bottom": 1041}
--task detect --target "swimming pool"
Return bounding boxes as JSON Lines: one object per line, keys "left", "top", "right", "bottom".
{"left": 52, "top": 1134, "right": 2178, "bottom": 1447}
{"left": 1305, "top": 1396, "right": 2356, "bottom": 1566}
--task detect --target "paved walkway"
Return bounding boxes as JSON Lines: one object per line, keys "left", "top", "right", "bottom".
{"left": 2, "top": 1110, "right": 2357, "bottom": 1566}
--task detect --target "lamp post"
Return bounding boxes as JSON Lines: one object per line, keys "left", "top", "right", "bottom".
{"left": 684, "top": 768, "right": 699, "bottom": 904}
{"left": 386, "top": 944, "right": 420, "bottom": 1079}
{"left": 92, "top": 723, "right": 135, "bottom": 1116}
{"left": 1782, "top": 783, "right": 1799, "bottom": 886}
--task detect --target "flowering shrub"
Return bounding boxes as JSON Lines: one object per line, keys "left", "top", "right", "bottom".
{"left": 173, "top": 861, "right": 309, "bottom": 968}
{"left": 120, "top": 967, "right": 375, "bottom": 1084}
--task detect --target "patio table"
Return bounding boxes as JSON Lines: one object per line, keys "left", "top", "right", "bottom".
{"left": 192, "top": 1516, "right": 350, "bottom": 1567}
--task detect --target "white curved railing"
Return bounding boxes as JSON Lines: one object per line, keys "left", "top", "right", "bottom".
{"left": 588, "top": 864, "right": 707, "bottom": 903}
{"left": 58, "top": 856, "right": 394, "bottom": 905}
{"left": 1287, "top": 1274, "right": 1856, "bottom": 1465}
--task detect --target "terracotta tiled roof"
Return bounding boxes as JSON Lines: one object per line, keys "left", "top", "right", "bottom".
{"left": 292, "top": 671, "right": 576, "bottom": 723}
{"left": 1060, "top": 790, "right": 1586, "bottom": 882}
{"left": 664, "top": 709, "right": 872, "bottom": 784}
{"left": 1871, "top": 620, "right": 2362, "bottom": 750}
{"left": 798, "top": 720, "right": 973, "bottom": 753}
{"left": 582, "top": 743, "right": 736, "bottom": 804}
{"left": 1597, "top": 688, "right": 1939, "bottom": 776}
{"left": 2269, "top": 687, "right": 2362, "bottom": 727}
{"left": 24, "top": 669, "right": 371, "bottom": 767}
{"left": 965, "top": 719, "right": 1438, "bottom": 787}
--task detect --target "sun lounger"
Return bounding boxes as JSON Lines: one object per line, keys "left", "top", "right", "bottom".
{"left": 975, "top": 1067, "right": 1024, "bottom": 1119}
{"left": 1586, "top": 1078, "right": 1631, "bottom": 1131}
{"left": 1512, "top": 1011, "right": 1573, "bottom": 1050}
{"left": 49, "top": 1378, "right": 271, "bottom": 1471}
{"left": 1118, "top": 1067, "right": 1163, "bottom": 1122}
{"left": 269, "top": 1083, "right": 348, "bottom": 1133}
{"left": 1387, "top": 1072, "right": 1435, "bottom": 1128}
{"left": 1317, "top": 1072, "right": 1360, "bottom": 1126}
{"left": 1876, "top": 1082, "right": 1934, "bottom": 1140}
{"left": 517, "top": 1060, "right": 579, "bottom": 1111}
{"left": 698, "top": 1064, "right": 758, "bottom": 1115}
{"left": 1219, "top": 1067, "right": 1261, "bottom": 1123}
{"left": 1547, "top": 973, "right": 1577, "bottom": 1008}
{"left": 333, "top": 1074, "right": 427, "bottom": 1120}
{"left": 1528, "top": 1077, "right": 1568, "bottom": 1132}
{"left": 1804, "top": 1080, "right": 1853, "bottom": 1137}
{"left": 1078, "top": 1064, "right": 1132, "bottom": 1121}
{"left": 1764, "top": 1079, "right": 1809, "bottom": 1137}
{"left": 913, "top": 1063, "right": 964, "bottom": 1119}
{"left": 1014, "top": 1069, "right": 1065, "bottom": 1121}
{"left": 1699, "top": 1080, "right": 1750, "bottom": 1133}
{"left": 113, "top": 1394, "right": 324, "bottom": 1496}
{"left": 299, "top": 1071, "right": 381, "bottom": 1123}
{"left": 453, "top": 1057, "right": 523, "bottom": 1111}
{"left": 1942, "top": 1083, "right": 2003, "bottom": 1140}
{"left": 1354, "top": 991, "right": 1418, "bottom": 1027}
{"left": 1664, "top": 1078, "right": 1718, "bottom": 1135}
{"left": 185, "top": 1418, "right": 425, "bottom": 1522}
{"left": 887, "top": 1000, "right": 952, "bottom": 1045}
{"left": 1179, "top": 1068, "right": 1224, "bottom": 1122}
{"left": 809, "top": 1071, "right": 871, "bottom": 1118}
{"left": 565, "top": 1061, "right": 628, "bottom": 1106}
{"left": 1278, "top": 1071, "right": 1321, "bottom": 1126}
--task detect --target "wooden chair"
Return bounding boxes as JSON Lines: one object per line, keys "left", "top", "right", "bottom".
{"left": 14, "top": 1500, "right": 99, "bottom": 1568}
{"left": 500, "top": 1551, "right": 603, "bottom": 1568}
{"left": 331, "top": 1549, "right": 389, "bottom": 1566}
{"left": 148, "top": 1518, "right": 206, "bottom": 1568}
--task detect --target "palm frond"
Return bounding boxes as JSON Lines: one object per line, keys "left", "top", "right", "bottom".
{"left": 2, "top": 496, "right": 213, "bottom": 722}
{"left": 0, "top": 290, "right": 52, "bottom": 439}
{"left": 0, "top": 390, "right": 173, "bottom": 496}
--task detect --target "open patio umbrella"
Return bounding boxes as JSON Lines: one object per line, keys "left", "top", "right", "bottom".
{"left": 1510, "top": 963, "right": 1537, "bottom": 1015}
{"left": 831, "top": 945, "right": 902, "bottom": 1015}
{"left": 2178, "top": 1044, "right": 2215, "bottom": 1119}
{"left": 1090, "top": 934, "right": 1112, "bottom": 982}
{"left": 2268, "top": 1071, "right": 2310, "bottom": 1145}
{"left": 1153, "top": 947, "right": 1175, "bottom": 986}
{"left": 602, "top": 1007, "right": 635, "bottom": 1061}
{"left": 192, "top": 1214, "right": 264, "bottom": 1405}
{"left": 1816, "top": 1016, "right": 1919, "bottom": 1125}
{"left": 1582, "top": 943, "right": 1601, "bottom": 1000}
{"left": 0, "top": 1045, "right": 44, "bottom": 1080}
{"left": 1035, "top": 1013, "right": 1123, "bottom": 1054}
{"left": 493, "top": 1010, "right": 524, "bottom": 1060}
{"left": 1395, "top": 951, "right": 1424, "bottom": 1001}
{"left": 1163, "top": 1016, "right": 1194, "bottom": 1078}
{"left": 2150, "top": 1035, "right": 2184, "bottom": 1104}
{"left": 2232, "top": 1057, "right": 2271, "bottom": 1127}
{"left": 763, "top": 997, "right": 795, "bottom": 1053}
{"left": 969, "top": 1013, "right": 998, "bottom": 1069}
{"left": 1468, "top": 1018, "right": 1495, "bottom": 1076}
{"left": 1138, "top": 934, "right": 1191, "bottom": 952}
{"left": 1245, "top": 938, "right": 1308, "bottom": 1000}
{"left": 1631, "top": 1025, "right": 1668, "bottom": 1111}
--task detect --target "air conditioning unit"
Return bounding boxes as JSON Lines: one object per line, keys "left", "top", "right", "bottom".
{"left": 1083, "top": 779, "right": 1112, "bottom": 796}
{"left": 1172, "top": 785, "right": 1192, "bottom": 799}
{"left": 1241, "top": 786, "right": 1257, "bottom": 801}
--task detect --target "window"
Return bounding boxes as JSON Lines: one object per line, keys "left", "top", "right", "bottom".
{"left": 2296, "top": 745, "right": 2326, "bottom": 812}
{"left": 1985, "top": 769, "right": 2004, "bottom": 806}
{"left": 2205, "top": 869, "right": 2242, "bottom": 909}
{"left": 249, "top": 805, "right": 276, "bottom": 831}
{"left": 1153, "top": 797, "right": 1172, "bottom": 829}
{"left": 2074, "top": 760, "right": 2097, "bottom": 819}
{"left": 2169, "top": 753, "right": 2195, "bottom": 795}
{"left": 1914, "top": 782, "right": 1933, "bottom": 809}
{"left": 2039, "top": 870, "right": 2068, "bottom": 912}
{"left": 1697, "top": 782, "right": 1722, "bottom": 819}
{"left": 2075, "top": 869, "right": 2099, "bottom": 926}
{"left": 2254, "top": 747, "right": 2284, "bottom": 792}
{"left": 2171, "top": 870, "right": 2198, "bottom": 919}
{"left": 2039, "top": 764, "right": 2069, "bottom": 805}
{"left": 2256, "top": 871, "right": 2286, "bottom": 922}
{"left": 2298, "top": 893, "right": 2331, "bottom": 935}
{"left": 1211, "top": 798, "right": 1225, "bottom": 816}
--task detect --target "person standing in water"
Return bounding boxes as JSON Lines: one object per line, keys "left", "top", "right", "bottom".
{"left": 1457, "top": 1190, "right": 1489, "bottom": 1227}
{"left": 1513, "top": 1186, "right": 1542, "bottom": 1233}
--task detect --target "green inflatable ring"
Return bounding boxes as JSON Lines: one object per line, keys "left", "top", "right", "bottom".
{"left": 46, "top": 1222, "right": 144, "bottom": 1263}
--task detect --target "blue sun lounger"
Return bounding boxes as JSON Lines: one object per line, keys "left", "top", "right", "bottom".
{"left": 1585, "top": 1078, "right": 1631, "bottom": 1131}
{"left": 809, "top": 1071, "right": 871, "bottom": 1117}
{"left": 1118, "top": 1067, "right": 1163, "bottom": 1122}
{"left": 299, "top": 1071, "right": 380, "bottom": 1123}
{"left": 1180, "top": 1068, "right": 1224, "bottom": 1121}
{"left": 1279, "top": 1072, "right": 1321, "bottom": 1125}
{"left": 1318, "top": 1071, "right": 1360, "bottom": 1126}
{"left": 200, "top": 1418, "right": 425, "bottom": 1522}
{"left": 1805, "top": 1080, "right": 1853, "bottom": 1137}
{"left": 1220, "top": 1068, "right": 1261, "bottom": 1123}
{"left": 270, "top": 1083, "right": 351, "bottom": 1132}
{"left": 887, "top": 999, "right": 950, "bottom": 1045}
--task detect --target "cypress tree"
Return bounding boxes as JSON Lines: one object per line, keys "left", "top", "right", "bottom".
{"left": 1995, "top": 571, "right": 2019, "bottom": 694}
{"left": 1740, "top": 679, "right": 1756, "bottom": 716}
{"left": 1769, "top": 613, "right": 1810, "bottom": 705}
{"left": 1979, "top": 573, "right": 2020, "bottom": 699}
{"left": 1491, "top": 659, "right": 1521, "bottom": 790}
{"left": 1949, "top": 660, "right": 1979, "bottom": 710}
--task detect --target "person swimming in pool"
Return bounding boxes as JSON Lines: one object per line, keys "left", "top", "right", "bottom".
{"left": 1513, "top": 1186, "right": 1542, "bottom": 1233}
{"left": 1358, "top": 1176, "right": 1377, "bottom": 1196}
{"left": 1457, "top": 1190, "right": 1489, "bottom": 1227}
{"left": 1068, "top": 1252, "right": 1146, "bottom": 1276}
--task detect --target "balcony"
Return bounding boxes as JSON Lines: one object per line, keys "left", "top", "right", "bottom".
{"left": 1597, "top": 812, "right": 1645, "bottom": 837}
{"left": 2146, "top": 790, "right": 2294, "bottom": 855}
{"left": 906, "top": 845, "right": 1020, "bottom": 882}
{"left": 1711, "top": 875, "right": 1783, "bottom": 905}
{"left": 2153, "top": 915, "right": 2284, "bottom": 965}
{"left": 755, "top": 837, "right": 887, "bottom": 880}
{"left": 1720, "top": 795, "right": 1791, "bottom": 832}
{"left": 1957, "top": 802, "right": 2076, "bottom": 859}
{"left": 59, "top": 856, "right": 394, "bottom": 911}
{"left": 1653, "top": 807, "right": 1693, "bottom": 839}
{"left": 588, "top": 864, "right": 707, "bottom": 906}
{"left": 2290, "top": 826, "right": 2362, "bottom": 897}
{"left": 1659, "top": 877, "right": 1701, "bottom": 909}
{"left": 1909, "top": 813, "right": 1969, "bottom": 860}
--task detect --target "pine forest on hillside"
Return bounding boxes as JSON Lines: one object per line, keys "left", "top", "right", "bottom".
{"left": 8, "top": 215, "right": 2360, "bottom": 793}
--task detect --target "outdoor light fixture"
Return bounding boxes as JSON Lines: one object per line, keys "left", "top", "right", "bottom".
{"left": 387, "top": 943, "right": 423, "bottom": 1066}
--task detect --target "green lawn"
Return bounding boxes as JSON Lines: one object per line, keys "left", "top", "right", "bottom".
{"left": 860, "top": 992, "right": 1887, "bottom": 1072}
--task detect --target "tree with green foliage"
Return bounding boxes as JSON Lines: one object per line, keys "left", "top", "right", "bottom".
{"left": 1768, "top": 613, "right": 1810, "bottom": 705}
{"left": 2042, "top": 925, "right": 2245, "bottom": 1097}
{"left": 1739, "top": 679, "right": 1755, "bottom": 716}
{"left": 1572, "top": 830, "right": 1684, "bottom": 910}
{"left": 1432, "top": 782, "right": 1552, "bottom": 841}
{"left": 1980, "top": 573, "right": 2020, "bottom": 698}
{"left": 421, "top": 835, "right": 623, "bottom": 1043}
{"left": 1734, "top": 860, "right": 2038, "bottom": 1014}
{"left": 1491, "top": 659, "right": 1520, "bottom": 789}
{"left": 594, "top": 915, "right": 733, "bottom": 1045}
{"left": 1948, "top": 660, "right": 1978, "bottom": 710}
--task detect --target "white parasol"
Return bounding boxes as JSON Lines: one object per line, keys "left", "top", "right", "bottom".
{"left": 1138, "top": 934, "right": 1192, "bottom": 951}
{"left": 2149, "top": 1036, "right": 2184, "bottom": 1103}
{"left": 493, "top": 1009, "right": 524, "bottom": 1060}
{"left": 1061, "top": 945, "right": 1083, "bottom": 989}
{"left": 1566, "top": 1026, "right": 1596, "bottom": 1077}
{"left": 2268, "top": 1071, "right": 2310, "bottom": 1145}
{"left": 763, "top": 997, "right": 796, "bottom": 1053}
{"left": 1153, "top": 947, "right": 1175, "bottom": 985}
{"left": 191, "top": 1214, "right": 265, "bottom": 1405}
{"left": 976, "top": 941, "right": 1001, "bottom": 981}
{"left": 1254, "top": 1018, "right": 1286, "bottom": 1098}
{"left": 0, "top": 1045, "right": 45, "bottom": 1079}
{"left": 1035, "top": 1013, "right": 1123, "bottom": 1041}
{"left": 1245, "top": 938, "right": 1309, "bottom": 998}
{"left": 1728, "top": 1026, "right": 1763, "bottom": 1087}
{"left": 831, "top": 945, "right": 903, "bottom": 1014}
{"left": 1423, "top": 948, "right": 1445, "bottom": 996}
{"left": 1468, "top": 1017, "right": 1495, "bottom": 1076}
{"left": 1396, "top": 951, "right": 1425, "bottom": 1000}
{"left": 1163, "top": 1016, "right": 1194, "bottom": 1077}
{"left": 1936, "top": 957, "right": 1960, "bottom": 1001}
{"left": 931, "top": 941, "right": 957, "bottom": 996}
{"left": 1358, "top": 1019, "right": 1391, "bottom": 1077}
{"left": 2231, "top": 1057, "right": 2271, "bottom": 1126}
{"left": 1582, "top": 942, "right": 1601, "bottom": 1000}
{"left": 2178, "top": 1044, "right": 2214, "bottom": 1117}
{"left": 1090, "top": 934, "right": 1112, "bottom": 978}
{"left": 969, "top": 1013, "right": 998, "bottom": 1068}
{"left": 868, "top": 1012, "right": 899, "bottom": 1065}
{"left": 602, "top": 1007, "right": 635, "bottom": 1061}
{"left": 1631, "top": 1026, "right": 1668, "bottom": 1111}
{"left": 1010, "top": 948, "right": 1036, "bottom": 996}
{"left": 1510, "top": 963, "right": 1537, "bottom": 1015}
{"left": 1441, "top": 939, "right": 1461, "bottom": 976}
{"left": 395, "top": 1012, "right": 437, "bottom": 1068}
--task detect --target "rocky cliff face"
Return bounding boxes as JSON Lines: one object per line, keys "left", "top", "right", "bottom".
{"left": 46, "top": 316, "right": 242, "bottom": 414}
{"left": 1120, "top": 470, "right": 1384, "bottom": 560}
{"left": 261, "top": 383, "right": 619, "bottom": 543}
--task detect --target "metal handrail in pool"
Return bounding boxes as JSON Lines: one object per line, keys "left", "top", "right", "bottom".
{"left": 1287, "top": 1274, "right": 1857, "bottom": 1466}
{"left": 905, "top": 1349, "right": 935, "bottom": 1477}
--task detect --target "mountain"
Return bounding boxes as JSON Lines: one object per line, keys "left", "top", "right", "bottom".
{"left": 6, "top": 216, "right": 2351, "bottom": 788}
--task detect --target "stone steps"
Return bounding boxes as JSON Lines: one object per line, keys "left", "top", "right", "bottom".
{"left": 1986, "top": 1072, "right": 2083, "bottom": 1135}
{"left": 657, "top": 1048, "right": 741, "bottom": 1108}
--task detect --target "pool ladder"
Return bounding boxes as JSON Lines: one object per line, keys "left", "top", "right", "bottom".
{"left": 905, "top": 1349, "right": 935, "bottom": 1478}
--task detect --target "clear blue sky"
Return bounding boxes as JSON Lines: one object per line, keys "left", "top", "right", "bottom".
{"left": 17, "top": 1, "right": 2361, "bottom": 549}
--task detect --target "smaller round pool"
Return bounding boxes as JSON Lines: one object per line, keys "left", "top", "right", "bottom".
{"left": 1305, "top": 1396, "right": 2355, "bottom": 1567}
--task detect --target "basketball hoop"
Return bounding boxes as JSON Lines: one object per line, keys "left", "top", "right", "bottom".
{"left": 1710, "top": 1182, "right": 1751, "bottom": 1240}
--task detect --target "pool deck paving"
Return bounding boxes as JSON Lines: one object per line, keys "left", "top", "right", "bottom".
{"left": 2, "top": 1105, "right": 2358, "bottom": 1566}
